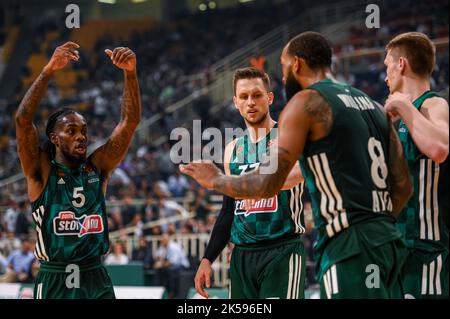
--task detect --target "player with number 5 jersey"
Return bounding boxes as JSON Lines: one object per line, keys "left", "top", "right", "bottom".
{"left": 15, "top": 42, "right": 141, "bottom": 299}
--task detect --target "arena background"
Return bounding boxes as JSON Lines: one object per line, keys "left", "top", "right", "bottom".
{"left": 0, "top": 0, "right": 448, "bottom": 299}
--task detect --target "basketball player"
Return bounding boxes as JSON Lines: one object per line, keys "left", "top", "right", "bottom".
{"left": 15, "top": 41, "right": 141, "bottom": 298}
{"left": 384, "top": 32, "right": 449, "bottom": 299}
{"left": 181, "top": 32, "right": 413, "bottom": 298}
{"left": 195, "top": 67, "right": 305, "bottom": 299}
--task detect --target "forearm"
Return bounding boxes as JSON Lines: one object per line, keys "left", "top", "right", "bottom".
{"left": 213, "top": 150, "right": 293, "bottom": 198}
{"left": 203, "top": 195, "right": 234, "bottom": 263}
{"left": 121, "top": 69, "right": 141, "bottom": 126}
{"left": 397, "top": 105, "right": 448, "bottom": 159}
{"left": 281, "top": 161, "right": 302, "bottom": 190}
{"left": 16, "top": 70, "right": 53, "bottom": 124}
{"left": 388, "top": 117, "right": 413, "bottom": 216}
{"left": 213, "top": 171, "right": 281, "bottom": 199}
{"left": 389, "top": 169, "right": 413, "bottom": 216}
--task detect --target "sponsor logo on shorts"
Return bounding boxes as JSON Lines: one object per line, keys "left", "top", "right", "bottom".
{"left": 234, "top": 196, "right": 278, "bottom": 217}
{"left": 53, "top": 211, "right": 103, "bottom": 237}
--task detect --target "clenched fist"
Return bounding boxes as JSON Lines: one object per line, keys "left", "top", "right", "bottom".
{"left": 105, "top": 47, "right": 136, "bottom": 72}
{"left": 44, "top": 41, "right": 80, "bottom": 74}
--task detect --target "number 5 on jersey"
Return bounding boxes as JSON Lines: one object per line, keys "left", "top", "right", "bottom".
{"left": 72, "top": 187, "right": 85, "bottom": 208}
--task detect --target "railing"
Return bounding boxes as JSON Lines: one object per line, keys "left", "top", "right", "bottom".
{"left": 117, "top": 233, "right": 231, "bottom": 288}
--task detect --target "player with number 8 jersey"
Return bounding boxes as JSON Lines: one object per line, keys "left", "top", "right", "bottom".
{"left": 299, "top": 78, "right": 409, "bottom": 298}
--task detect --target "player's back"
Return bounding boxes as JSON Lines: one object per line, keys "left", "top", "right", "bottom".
{"left": 299, "top": 79, "right": 402, "bottom": 276}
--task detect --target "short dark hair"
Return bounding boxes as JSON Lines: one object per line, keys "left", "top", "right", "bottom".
{"left": 233, "top": 67, "right": 270, "bottom": 95}
{"left": 386, "top": 32, "right": 435, "bottom": 78}
{"left": 287, "top": 31, "right": 332, "bottom": 70}
{"left": 43, "top": 108, "right": 80, "bottom": 158}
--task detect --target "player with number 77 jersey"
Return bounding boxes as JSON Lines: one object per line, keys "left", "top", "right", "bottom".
{"left": 180, "top": 32, "right": 413, "bottom": 299}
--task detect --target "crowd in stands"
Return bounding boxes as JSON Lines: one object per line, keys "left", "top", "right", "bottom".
{"left": 0, "top": 0, "right": 448, "bottom": 297}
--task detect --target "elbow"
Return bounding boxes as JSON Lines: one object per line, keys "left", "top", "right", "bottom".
{"left": 428, "top": 144, "right": 448, "bottom": 164}
{"left": 15, "top": 115, "right": 32, "bottom": 127}
{"left": 260, "top": 180, "right": 282, "bottom": 198}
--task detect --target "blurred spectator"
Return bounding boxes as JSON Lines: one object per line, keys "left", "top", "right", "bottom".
{"left": 191, "top": 188, "right": 213, "bottom": 222}
{"left": 28, "top": 259, "right": 40, "bottom": 283}
{"left": 0, "top": 231, "right": 21, "bottom": 256}
{"left": 3, "top": 202, "right": 18, "bottom": 233}
{"left": 120, "top": 196, "right": 138, "bottom": 228}
{"left": 205, "top": 213, "right": 217, "bottom": 234}
{"left": 0, "top": 238, "right": 34, "bottom": 283}
{"left": 15, "top": 201, "right": 31, "bottom": 239}
{"left": 155, "top": 143, "right": 175, "bottom": 179}
{"left": 104, "top": 241, "right": 129, "bottom": 265}
{"left": 154, "top": 234, "right": 190, "bottom": 299}
{"left": 154, "top": 181, "right": 189, "bottom": 232}
{"left": 167, "top": 170, "right": 189, "bottom": 198}
{"left": 166, "top": 223, "right": 177, "bottom": 236}
{"left": 131, "top": 236, "right": 154, "bottom": 270}
{"left": 250, "top": 52, "right": 267, "bottom": 71}
{"left": 0, "top": 251, "right": 7, "bottom": 275}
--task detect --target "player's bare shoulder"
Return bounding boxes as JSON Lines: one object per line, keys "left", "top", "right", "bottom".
{"left": 292, "top": 89, "right": 333, "bottom": 140}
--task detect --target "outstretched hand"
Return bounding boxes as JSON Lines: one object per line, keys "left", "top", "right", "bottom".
{"left": 105, "top": 47, "right": 136, "bottom": 72}
{"left": 44, "top": 41, "right": 80, "bottom": 73}
{"left": 179, "top": 160, "right": 222, "bottom": 190}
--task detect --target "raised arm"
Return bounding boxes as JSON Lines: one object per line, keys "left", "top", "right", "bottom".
{"left": 90, "top": 47, "right": 141, "bottom": 182}
{"left": 15, "top": 42, "right": 79, "bottom": 199}
{"left": 385, "top": 92, "right": 449, "bottom": 163}
{"left": 180, "top": 89, "right": 324, "bottom": 199}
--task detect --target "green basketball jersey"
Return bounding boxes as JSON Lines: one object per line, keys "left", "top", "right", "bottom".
{"left": 31, "top": 160, "right": 109, "bottom": 263}
{"left": 299, "top": 79, "right": 401, "bottom": 268}
{"left": 229, "top": 124, "right": 305, "bottom": 245}
{"left": 396, "top": 91, "right": 449, "bottom": 253}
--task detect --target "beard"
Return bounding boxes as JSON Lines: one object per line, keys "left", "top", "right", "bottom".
{"left": 284, "top": 69, "right": 303, "bottom": 102}
{"left": 61, "top": 146, "right": 86, "bottom": 166}
{"left": 245, "top": 110, "right": 268, "bottom": 126}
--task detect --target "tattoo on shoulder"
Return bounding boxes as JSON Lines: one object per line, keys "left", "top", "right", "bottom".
{"left": 303, "top": 90, "right": 332, "bottom": 130}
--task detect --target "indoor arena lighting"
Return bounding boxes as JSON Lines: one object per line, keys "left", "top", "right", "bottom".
{"left": 97, "top": 0, "right": 116, "bottom": 4}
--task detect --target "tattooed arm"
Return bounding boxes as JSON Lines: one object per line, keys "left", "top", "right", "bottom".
{"left": 15, "top": 42, "right": 80, "bottom": 200}
{"left": 181, "top": 90, "right": 330, "bottom": 199}
{"left": 387, "top": 115, "right": 413, "bottom": 216}
{"left": 90, "top": 47, "right": 141, "bottom": 188}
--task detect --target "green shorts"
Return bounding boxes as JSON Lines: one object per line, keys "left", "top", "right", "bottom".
{"left": 230, "top": 237, "right": 305, "bottom": 299}
{"left": 34, "top": 257, "right": 115, "bottom": 299}
{"left": 319, "top": 238, "right": 407, "bottom": 299}
{"left": 401, "top": 249, "right": 449, "bottom": 299}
